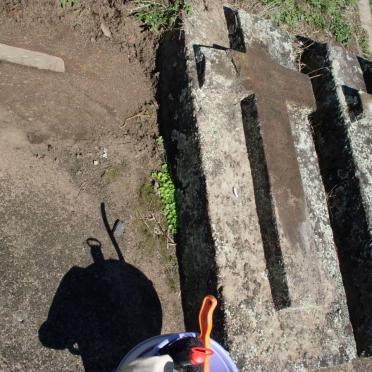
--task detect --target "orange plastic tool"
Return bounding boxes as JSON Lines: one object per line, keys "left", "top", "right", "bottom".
{"left": 198, "top": 295, "right": 217, "bottom": 372}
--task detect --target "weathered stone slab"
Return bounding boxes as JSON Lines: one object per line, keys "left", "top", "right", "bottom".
{"left": 158, "top": 4, "right": 357, "bottom": 371}
{"left": 237, "top": 9, "right": 296, "bottom": 69}
{"left": 0, "top": 43, "right": 65, "bottom": 72}
{"left": 301, "top": 40, "right": 372, "bottom": 356}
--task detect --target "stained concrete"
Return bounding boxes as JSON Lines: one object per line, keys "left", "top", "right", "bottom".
{"left": 158, "top": 4, "right": 358, "bottom": 371}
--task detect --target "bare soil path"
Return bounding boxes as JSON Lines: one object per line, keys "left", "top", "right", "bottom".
{"left": 0, "top": 3, "right": 184, "bottom": 371}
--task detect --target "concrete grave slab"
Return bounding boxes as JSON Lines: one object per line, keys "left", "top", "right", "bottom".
{"left": 301, "top": 40, "right": 372, "bottom": 356}
{"left": 158, "top": 4, "right": 357, "bottom": 371}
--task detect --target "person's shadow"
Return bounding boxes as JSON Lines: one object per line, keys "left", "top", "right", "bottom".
{"left": 39, "top": 203, "right": 162, "bottom": 372}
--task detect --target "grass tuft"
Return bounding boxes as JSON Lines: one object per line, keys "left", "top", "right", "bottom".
{"left": 133, "top": 0, "right": 191, "bottom": 33}
{"left": 102, "top": 166, "right": 121, "bottom": 183}
{"left": 359, "top": 29, "right": 372, "bottom": 59}
{"left": 261, "top": 0, "right": 357, "bottom": 45}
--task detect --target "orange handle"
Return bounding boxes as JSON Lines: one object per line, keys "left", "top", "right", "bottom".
{"left": 198, "top": 295, "right": 217, "bottom": 372}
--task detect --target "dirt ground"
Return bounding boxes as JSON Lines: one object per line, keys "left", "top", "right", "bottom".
{"left": 0, "top": 1, "right": 184, "bottom": 371}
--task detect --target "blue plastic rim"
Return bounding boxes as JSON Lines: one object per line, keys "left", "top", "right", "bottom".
{"left": 116, "top": 332, "right": 238, "bottom": 372}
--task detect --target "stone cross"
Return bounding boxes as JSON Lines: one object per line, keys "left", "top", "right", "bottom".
{"left": 230, "top": 45, "right": 321, "bottom": 308}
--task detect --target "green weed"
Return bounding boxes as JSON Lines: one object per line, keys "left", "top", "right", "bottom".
{"left": 330, "top": 16, "right": 353, "bottom": 45}
{"left": 261, "top": 0, "right": 356, "bottom": 45}
{"left": 133, "top": 0, "right": 191, "bottom": 32}
{"left": 152, "top": 164, "right": 177, "bottom": 235}
{"left": 60, "top": 0, "right": 79, "bottom": 7}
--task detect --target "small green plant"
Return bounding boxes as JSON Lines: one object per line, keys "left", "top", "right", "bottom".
{"left": 133, "top": 0, "right": 191, "bottom": 32}
{"left": 152, "top": 164, "right": 177, "bottom": 235}
{"left": 60, "top": 0, "right": 79, "bottom": 7}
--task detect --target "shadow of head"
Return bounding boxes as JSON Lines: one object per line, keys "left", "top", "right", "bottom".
{"left": 39, "top": 237, "right": 162, "bottom": 372}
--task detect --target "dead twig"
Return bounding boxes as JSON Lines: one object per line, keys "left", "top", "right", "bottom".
{"left": 150, "top": 212, "right": 175, "bottom": 245}
{"left": 136, "top": 208, "right": 153, "bottom": 233}
{"left": 121, "top": 112, "right": 150, "bottom": 128}
{"left": 309, "top": 73, "right": 324, "bottom": 79}
{"left": 136, "top": 208, "right": 175, "bottom": 246}
{"left": 308, "top": 66, "right": 328, "bottom": 75}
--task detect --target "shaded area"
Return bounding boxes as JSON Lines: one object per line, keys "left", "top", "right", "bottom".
{"left": 342, "top": 86, "right": 363, "bottom": 120}
{"left": 224, "top": 6, "right": 246, "bottom": 52}
{"left": 193, "top": 45, "right": 206, "bottom": 88}
{"left": 300, "top": 38, "right": 372, "bottom": 356}
{"left": 39, "top": 203, "right": 162, "bottom": 371}
{"left": 156, "top": 30, "right": 227, "bottom": 345}
{"left": 358, "top": 56, "right": 372, "bottom": 93}
{"left": 241, "top": 95, "right": 291, "bottom": 310}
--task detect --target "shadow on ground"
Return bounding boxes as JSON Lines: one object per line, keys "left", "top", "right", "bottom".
{"left": 39, "top": 203, "right": 162, "bottom": 372}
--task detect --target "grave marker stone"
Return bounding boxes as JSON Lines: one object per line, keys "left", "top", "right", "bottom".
{"left": 158, "top": 6, "right": 359, "bottom": 370}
